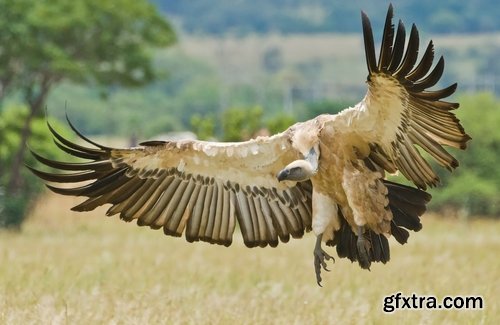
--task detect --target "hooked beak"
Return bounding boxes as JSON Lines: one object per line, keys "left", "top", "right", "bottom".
{"left": 277, "top": 169, "right": 289, "bottom": 182}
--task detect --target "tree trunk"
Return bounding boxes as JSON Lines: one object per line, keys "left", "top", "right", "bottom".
{"left": 6, "top": 79, "right": 51, "bottom": 194}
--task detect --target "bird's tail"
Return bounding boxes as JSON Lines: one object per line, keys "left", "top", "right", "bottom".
{"left": 326, "top": 180, "right": 431, "bottom": 268}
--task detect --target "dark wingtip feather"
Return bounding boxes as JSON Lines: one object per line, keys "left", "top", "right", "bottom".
{"left": 410, "top": 57, "right": 444, "bottom": 93}
{"left": 387, "top": 19, "right": 406, "bottom": 72}
{"left": 378, "top": 4, "right": 395, "bottom": 72}
{"left": 385, "top": 180, "right": 429, "bottom": 235}
{"left": 65, "top": 113, "right": 110, "bottom": 150}
{"left": 361, "top": 10, "right": 377, "bottom": 75}
{"left": 52, "top": 139, "right": 100, "bottom": 160}
{"left": 25, "top": 165, "right": 98, "bottom": 183}
{"left": 47, "top": 120, "right": 105, "bottom": 156}
{"left": 395, "top": 23, "right": 420, "bottom": 77}
{"left": 45, "top": 183, "right": 84, "bottom": 196}
{"left": 407, "top": 40, "right": 435, "bottom": 81}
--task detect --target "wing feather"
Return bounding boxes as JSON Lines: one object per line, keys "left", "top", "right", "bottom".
{"left": 267, "top": 200, "right": 290, "bottom": 243}
{"left": 227, "top": 191, "right": 238, "bottom": 244}
{"left": 186, "top": 184, "right": 207, "bottom": 242}
{"left": 198, "top": 182, "right": 213, "bottom": 240}
{"left": 29, "top": 120, "right": 313, "bottom": 248}
{"left": 246, "top": 194, "right": 261, "bottom": 246}
{"left": 235, "top": 190, "right": 254, "bottom": 245}
{"left": 205, "top": 182, "right": 220, "bottom": 241}
{"left": 219, "top": 189, "right": 231, "bottom": 242}
{"left": 387, "top": 20, "right": 406, "bottom": 71}
{"left": 353, "top": 6, "right": 470, "bottom": 189}
{"left": 410, "top": 56, "right": 444, "bottom": 91}
{"left": 377, "top": 4, "right": 394, "bottom": 72}
{"left": 122, "top": 177, "right": 163, "bottom": 221}
{"left": 406, "top": 41, "right": 434, "bottom": 81}
{"left": 361, "top": 11, "right": 376, "bottom": 74}
{"left": 394, "top": 24, "right": 419, "bottom": 78}
{"left": 210, "top": 182, "right": 224, "bottom": 242}
{"left": 167, "top": 179, "right": 197, "bottom": 235}
{"left": 139, "top": 175, "right": 176, "bottom": 223}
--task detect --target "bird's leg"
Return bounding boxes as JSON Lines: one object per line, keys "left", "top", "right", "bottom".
{"left": 356, "top": 226, "right": 372, "bottom": 270}
{"left": 313, "top": 233, "right": 335, "bottom": 287}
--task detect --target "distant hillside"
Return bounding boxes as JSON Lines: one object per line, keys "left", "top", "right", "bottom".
{"left": 153, "top": 0, "right": 500, "bottom": 35}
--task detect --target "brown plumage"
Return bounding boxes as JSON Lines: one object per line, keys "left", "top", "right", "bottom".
{"left": 28, "top": 4, "right": 469, "bottom": 286}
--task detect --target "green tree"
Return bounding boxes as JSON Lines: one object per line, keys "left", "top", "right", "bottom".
{"left": 0, "top": 105, "right": 72, "bottom": 229}
{"left": 0, "top": 0, "right": 175, "bottom": 228}
{"left": 222, "top": 106, "right": 263, "bottom": 141}
{"left": 0, "top": 0, "right": 175, "bottom": 195}
{"left": 430, "top": 92, "right": 500, "bottom": 216}
{"left": 191, "top": 114, "right": 216, "bottom": 140}
{"left": 266, "top": 113, "right": 296, "bottom": 134}
{"left": 299, "top": 99, "right": 353, "bottom": 121}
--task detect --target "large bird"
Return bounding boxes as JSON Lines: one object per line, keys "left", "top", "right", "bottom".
{"left": 29, "top": 5, "right": 469, "bottom": 286}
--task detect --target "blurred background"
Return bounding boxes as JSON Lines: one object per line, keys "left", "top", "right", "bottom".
{"left": 0, "top": 0, "right": 499, "bottom": 323}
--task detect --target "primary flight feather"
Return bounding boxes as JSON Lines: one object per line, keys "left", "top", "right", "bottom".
{"left": 29, "top": 5, "right": 470, "bottom": 286}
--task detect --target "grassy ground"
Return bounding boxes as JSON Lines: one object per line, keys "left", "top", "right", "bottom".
{"left": 1, "top": 193, "right": 498, "bottom": 324}
{"left": 176, "top": 32, "right": 500, "bottom": 92}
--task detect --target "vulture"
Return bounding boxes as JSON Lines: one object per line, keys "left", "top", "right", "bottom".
{"left": 29, "top": 5, "right": 470, "bottom": 286}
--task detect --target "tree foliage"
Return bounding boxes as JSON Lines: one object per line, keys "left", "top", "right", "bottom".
{"left": 190, "top": 114, "right": 216, "bottom": 140}
{"left": 266, "top": 113, "right": 296, "bottom": 134}
{"left": 0, "top": 0, "right": 175, "bottom": 228}
{"left": 299, "top": 99, "right": 353, "bottom": 121}
{"left": 222, "top": 106, "right": 263, "bottom": 141}
{"left": 0, "top": 105, "right": 72, "bottom": 228}
{"left": 0, "top": 0, "right": 175, "bottom": 95}
{"left": 429, "top": 92, "right": 500, "bottom": 216}
{"left": 0, "top": 0, "right": 175, "bottom": 184}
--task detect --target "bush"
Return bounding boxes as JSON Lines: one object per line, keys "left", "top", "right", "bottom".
{"left": 299, "top": 99, "right": 354, "bottom": 121}
{"left": 429, "top": 92, "right": 500, "bottom": 217}
{"left": 222, "top": 106, "right": 263, "bottom": 141}
{"left": 265, "top": 113, "right": 296, "bottom": 134}
{"left": 190, "top": 114, "right": 216, "bottom": 140}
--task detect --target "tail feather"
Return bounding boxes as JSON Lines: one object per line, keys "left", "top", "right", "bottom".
{"left": 369, "top": 230, "right": 390, "bottom": 263}
{"left": 326, "top": 179, "right": 430, "bottom": 267}
{"left": 385, "top": 180, "right": 430, "bottom": 235}
{"left": 390, "top": 220, "right": 410, "bottom": 244}
{"left": 327, "top": 210, "right": 391, "bottom": 268}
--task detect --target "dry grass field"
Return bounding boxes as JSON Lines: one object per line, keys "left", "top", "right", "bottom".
{"left": 1, "top": 192, "right": 498, "bottom": 324}
{"left": 173, "top": 32, "right": 500, "bottom": 91}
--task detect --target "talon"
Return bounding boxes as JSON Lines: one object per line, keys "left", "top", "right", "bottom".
{"left": 325, "top": 252, "right": 335, "bottom": 262}
{"left": 313, "top": 234, "right": 334, "bottom": 287}
{"left": 314, "top": 256, "right": 323, "bottom": 286}
{"left": 357, "top": 226, "right": 372, "bottom": 270}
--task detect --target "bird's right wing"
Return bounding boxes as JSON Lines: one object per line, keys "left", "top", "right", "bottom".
{"left": 28, "top": 119, "right": 313, "bottom": 248}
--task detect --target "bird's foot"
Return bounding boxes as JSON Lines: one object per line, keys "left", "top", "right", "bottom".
{"left": 314, "top": 234, "right": 335, "bottom": 287}
{"left": 357, "top": 226, "right": 372, "bottom": 270}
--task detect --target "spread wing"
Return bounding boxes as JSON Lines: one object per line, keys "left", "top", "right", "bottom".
{"left": 350, "top": 5, "right": 470, "bottom": 189}
{"left": 28, "top": 118, "right": 312, "bottom": 248}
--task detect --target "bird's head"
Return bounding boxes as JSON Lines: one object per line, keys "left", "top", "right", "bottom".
{"left": 277, "top": 159, "right": 316, "bottom": 182}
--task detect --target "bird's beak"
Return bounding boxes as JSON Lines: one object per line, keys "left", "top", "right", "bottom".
{"left": 277, "top": 169, "right": 289, "bottom": 182}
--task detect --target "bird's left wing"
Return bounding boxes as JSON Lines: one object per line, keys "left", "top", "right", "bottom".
{"left": 342, "top": 5, "right": 470, "bottom": 189}
{"left": 28, "top": 119, "right": 312, "bottom": 248}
